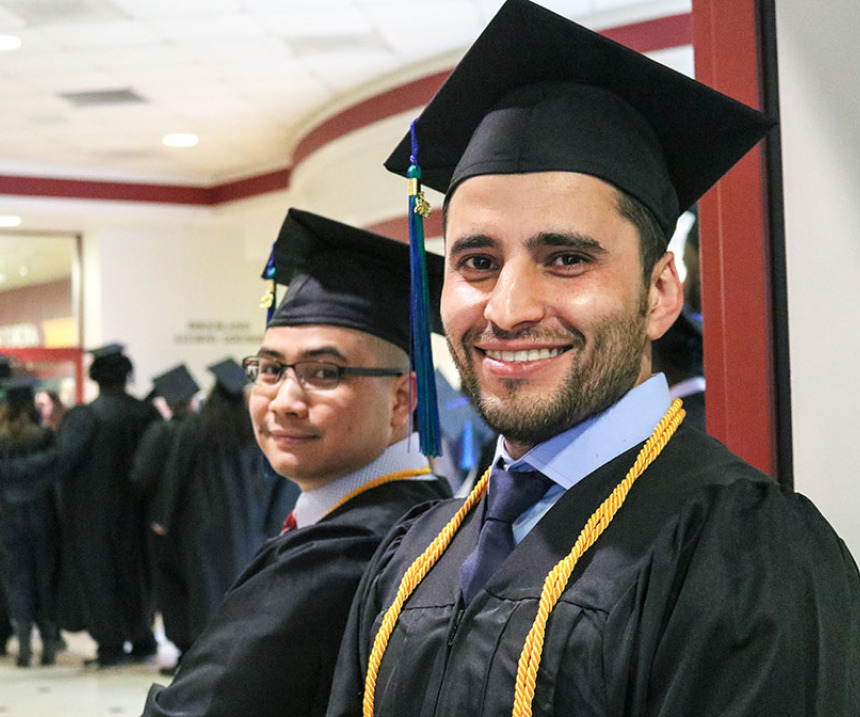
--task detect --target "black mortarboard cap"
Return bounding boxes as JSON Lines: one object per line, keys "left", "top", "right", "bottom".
{"left": 152, "top": 364, "right": 199, "bottom": 406}
{"left": 265, "top": 208, "right": 444, "bottom": 354}
{"left": 89, "top": 342, "right": 125, "bottom": 360}
{"left": 1, "top": 377, "right": 39, "bottom": 408}
{"left": 385, "top": 0, "right": 775, "bottom": 238}
{"left": 208, "top": 358, "right": 247, "bottom": 397}
{"left": 88, "top": 342, "right": 133, "bottom": 384}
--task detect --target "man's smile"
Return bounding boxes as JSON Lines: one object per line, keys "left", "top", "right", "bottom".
{"left": 481, "top": 347, "right": 569, "bottom": 363}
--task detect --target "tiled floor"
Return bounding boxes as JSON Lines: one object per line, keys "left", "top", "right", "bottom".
{"left": 0, "top": 628, "right": 178, "bottom": 716}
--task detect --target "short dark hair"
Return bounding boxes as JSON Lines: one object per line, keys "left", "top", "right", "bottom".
{"left": 614, "top": 189, "right": 669, "bottom": 284}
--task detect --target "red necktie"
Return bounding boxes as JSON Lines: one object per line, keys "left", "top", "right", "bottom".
{"left": 281, "top": 511, "right": 297, "bottom": 533}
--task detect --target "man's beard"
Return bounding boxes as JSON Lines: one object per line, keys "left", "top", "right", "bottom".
{"left": 447, "top": 297, "right": 649, "bottom": 450}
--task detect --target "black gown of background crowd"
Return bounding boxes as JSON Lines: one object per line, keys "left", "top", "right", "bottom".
{"left": 0, "top": 349, "right": 297, "bottom": 667}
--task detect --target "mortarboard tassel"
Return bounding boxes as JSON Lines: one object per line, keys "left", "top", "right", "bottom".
{"left": 260, "top": 242, "right": 277, "bottom": 325}
{"left": 408, "top": 120, "right": 441, "bottom": 457}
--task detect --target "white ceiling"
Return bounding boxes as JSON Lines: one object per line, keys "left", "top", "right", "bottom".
{"left": 0, "top": 0, "right": 691, "bottom": 186}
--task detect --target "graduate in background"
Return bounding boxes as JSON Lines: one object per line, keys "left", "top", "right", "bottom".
{"left": 0, "top": 378, "right": 62, "bottom": 667}
{"left": 130, "top": 363, "right": 201, "bottom": 673}
{"left": 142, "top": 210, "right": 451, "bottom": 717}
{"left": 2, "top": 345, "right": 162, "bottom": 667}
{"left": 327, "top": 2, "right": 860, "bottom": 715}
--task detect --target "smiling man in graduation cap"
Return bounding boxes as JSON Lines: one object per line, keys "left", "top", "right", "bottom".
{"left": 327, "top": 2, "right": 860, "bottom": 716}
{"left": 142, "top": 209, "right": 451, "bottom": 717}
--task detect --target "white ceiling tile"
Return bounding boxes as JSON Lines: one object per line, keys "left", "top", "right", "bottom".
{"left": 77, "top": 44, "right": 188, "bottom": 70}
{"left": 370, "top": 2, "right": 484, "bottom": 59}
{"left": 35, "top": 19, "right": 161, "bottom": 49}
{"left": 0, "top": 49, "right": 95, "bottom": 78}
{"left": 170, "top": 36, "right": 294, "bottom": 67}
{"left": 0, "top": 5, "right": 25, "bottom": 28}
{"left": 143, "top": 14, "right": 266, "bottom": 41}
{"left": 242, "top": 0, "right": 356, "bottom": 11}
{"left": 110, "top": 0, "right": 244, "bottom": 20}
{"left": 257, "top": 8, "right": 373, "bottom": 37}
{"left": 300, "top": 49, "right": 400, "bottom": 93}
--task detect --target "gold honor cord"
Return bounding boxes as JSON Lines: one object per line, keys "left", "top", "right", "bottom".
{"left": 363, "top": 399, "right": 685, "bottom": 717}
{"left": 324, "top": 466, "right": 432, "bottom": 520}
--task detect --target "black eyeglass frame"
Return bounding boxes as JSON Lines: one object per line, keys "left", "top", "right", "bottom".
{"left": 241, "top": 355, "right": 406, "bottom": 391}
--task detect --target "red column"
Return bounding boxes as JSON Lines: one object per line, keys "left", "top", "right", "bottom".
{"left": 692, "top": 0, "right": 777, "bottom": 476}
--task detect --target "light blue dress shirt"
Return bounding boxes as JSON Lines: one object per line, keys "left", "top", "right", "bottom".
{"left": 490, "top": 374, "right": 672, "bottom": 543}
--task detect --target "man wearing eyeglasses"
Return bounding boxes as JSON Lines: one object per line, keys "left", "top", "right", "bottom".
{"left": 142, "top": 209, "right": 451, "bottom": 717}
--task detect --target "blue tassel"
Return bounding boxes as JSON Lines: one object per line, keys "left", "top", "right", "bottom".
{"left": 408, "top": 120, "right": 441, "bottom": 457}
{"left": 260, "top": 242, "right": 277, "bottom": 325}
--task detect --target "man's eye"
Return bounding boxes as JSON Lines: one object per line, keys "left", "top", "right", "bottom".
{"left": 312, "top": 365, "right": 339, "bottom": 381}
{"left": 300, "top": 363, "right": 340, "bottom": 383}
{"left": 259, "top": 362, "right": 282, "bottom": 379}
{"left": 550, "top": 253, "right": 588, "bottom": 269}
{"left": 460, "top": 255, "right": 496, "bottom": 271}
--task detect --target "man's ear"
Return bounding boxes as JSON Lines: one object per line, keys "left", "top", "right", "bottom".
{"left": 645, "top": 251, "right": 684, "bottom": 341}
{"left": 390, "top": 372, "right": 417, "bottom": 428}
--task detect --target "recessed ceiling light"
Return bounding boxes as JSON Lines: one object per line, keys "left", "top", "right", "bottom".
{"left": 0, "top": 215, "right": 22, "bottom": 227}
{"left": 162, "top": 133, "right": 199, "bottom": 148}
{"left": 0, "top": 35, "right": 22, "bottom": 52}
{"left": 19, "top": 266, "right": 29, "bottom": 277}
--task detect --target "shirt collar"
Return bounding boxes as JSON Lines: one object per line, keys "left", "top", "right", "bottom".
{"left": 291, "top": 433, "right": 430, "bottom": 528}
{"left": 669, "top": 375, "right": 706, "bottom": 399}
{"left": 498, "top": 374, "right": 672, "bottom": 490}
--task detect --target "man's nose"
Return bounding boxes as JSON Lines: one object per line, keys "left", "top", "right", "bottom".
{"left": 268, "top": 370, "right": 309, "bottom": 416}
{"left": 483, "top": 261, "right": 546, "bottom": 332}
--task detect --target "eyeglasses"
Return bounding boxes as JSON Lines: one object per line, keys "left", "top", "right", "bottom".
{"left": 242, "top": 356, "right": 406, "bottom": 392}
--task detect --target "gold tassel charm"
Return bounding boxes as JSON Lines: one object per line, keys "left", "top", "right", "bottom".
{"left": 260, "top": 279, "right": 275, "bottom": 309}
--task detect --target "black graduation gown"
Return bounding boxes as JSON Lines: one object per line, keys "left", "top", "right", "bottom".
{"left": 0, "top": 427, "right": 60, "bottom": 629}
{"left": 142, "top": 476, "right": 451, "bottom": 717}
{"left": 46, "top": 389, "right": 159, "bottom": 644}
{"left": 153, "top": 414, "right": 289, "bottom": 643}
{"left": 328, "top": 424, "right": 860, "bottom": 717}
{"left": 130, "top": 416, "right": 190, "bottom": 650}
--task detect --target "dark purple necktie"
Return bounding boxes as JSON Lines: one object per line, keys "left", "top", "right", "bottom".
{"left": 460, "top": 466, "right": 552, "bottom": 604}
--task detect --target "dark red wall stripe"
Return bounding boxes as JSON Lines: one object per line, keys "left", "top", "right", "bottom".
{"left": 0, "top": 174, "right": 210, "bottom": 204}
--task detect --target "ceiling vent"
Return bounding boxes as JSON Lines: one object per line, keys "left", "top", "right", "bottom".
{"left": 59, "top": 88, "right": 147, "bottom": 107}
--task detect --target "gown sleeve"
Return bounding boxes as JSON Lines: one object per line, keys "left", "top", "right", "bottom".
{"left": 605, "top": 479, "right": 860, "bottom": 716}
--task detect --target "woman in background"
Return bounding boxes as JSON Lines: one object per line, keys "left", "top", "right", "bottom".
{"left": 0, "top": 380, "right": 62, "bottom": 667}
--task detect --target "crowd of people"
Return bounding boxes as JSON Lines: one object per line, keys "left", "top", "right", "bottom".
{"left": 0, "top": 348, "right": 297, "bottom": 670}
{"left": 1, "top": 1, "right": 859, "bottom": 715}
